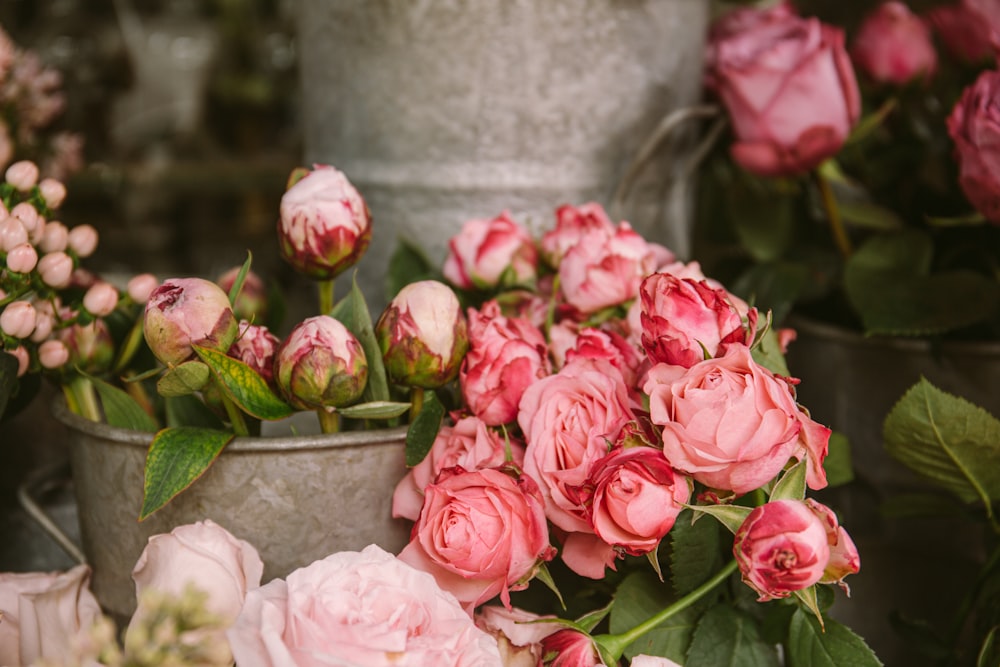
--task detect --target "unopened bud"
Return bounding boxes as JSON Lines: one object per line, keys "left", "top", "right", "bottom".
{"left": 10, "top": 203, "right": 40, "bottom": 234}
{"left": 274, "top": 315, "right": 368, "bottom": 409}
{"left": 0, "top": 217, "right": 27, "bottom": 251}
{"left": 127, "top": 273, "right": 159, "bottom": 304}
{"left": 5, "top": 160, "right": 39, "bottom": 191}
{"left": 67, "top": 224, "right": 98, "bottom": 258}
{"left": 6, "top": 242, "right": 38, "bottom": 273}
{"left": 38, "top": 339, "right": 69, "bottom": 369}
{"left": 83, "top": 282, "right": 119, "bottom": 317}
{"left": 38, "top": 178, "right": 67, "bottom": 208}
{"left": 0, "top": 301, "right": 37, "bottom": 338}
{"left": 144, "top": 277, "right": 239, "bottom": 367}
{"left": 37, "top": 251, "right": 74, "bottom": 288}
{"left": 39, "top": 221, "right": 68, "bottom": 253}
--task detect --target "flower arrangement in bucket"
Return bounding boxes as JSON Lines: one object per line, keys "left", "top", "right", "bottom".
{"left": 3, "top": 155, "right": 878, "bottom": 664}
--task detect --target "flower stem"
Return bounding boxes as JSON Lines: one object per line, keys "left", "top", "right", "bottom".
{"left": 317, "top": 409, "right": 340, "bottom": 434}
{"left": 217, "top": 384, "right": 249, "bottom": 436}
{"left": 63, "top": 376, "right": 102, "bottom": 422}
{"left": 319, "top": 279, "right": 335, "bottom": 315}
{"left": 594, "top": 559, "right": 739, "bottom": 661}
{"left": 814, "top": 165, "right": 852, "bottom": 258}
{"left": 410, "top": 386, "right": 425, "bottom": 422}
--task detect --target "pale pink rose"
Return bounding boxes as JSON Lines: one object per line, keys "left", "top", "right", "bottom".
{"left": 274, "top": 315, "right": 368, "bottom": 410}
{"left": 0, "top": 564, "right": 102, "bottom": 667}
{"left": 927, "top": 1, "right": 995, "bottom": 64}
{"left": 38, "top": 178, "right": 67, "bottom": 208}
{"left": 631, "top": 656, "right": 684, "bottom": 667}
{"left": 66, "top": 224, "right": 98, "bottom": 258}
{"left": 443, "top": 211, "right": 538, "bottom": 290}
{"left": 0, "top": 217, "right": 28, "bottom": 251}
{"left": 37, "top": 339, "right": 69, "bottom": 369}
{"left": 36, "top": 252, "right": 73, "bottom": 288}
{"left": 639, "top": 273, "right": 756, "bottom": 369}
{"left": 228, "top": 321, "right": 280, "bottom": 384}
{"left": 392, "top": 413, "right": 523, "bottom": 521}
{"left": 217, "top": 267, "right": 269, "bottom": 323}
{"left": 82, "top": 282, "right": 119, "bottom": 317}
{"left": 805, "top": 499, "right": 861, "bottom": 591}
{"left": 0, "top": 300, "right": 36, "bottom": 338}
{"left": 461, "top": 300, "right": 550, "bottom": 426}
{"left": 947, "top": 70, "right": 1000, "bottom": 223}
{"left": 540, "top": 629, "right": 602, "bottom": 667}
{"left": 227, "top": 544, "right": 503, "bottom": 666}
{"left": 540, "top": 202, "right": 616, "bottom": 267}
{"left": 39, "top": 221, "right": 68, "bottom": 253}
{"left": 733, "top": 499, "right": 831, "bottom": 601}
{"left": 645, "top": 345, "right": 828, "bottom": 495}
{"left": 850, "top": 2, "right": 937, "bottom": 85}
{"left": 126, "top": 273, "right": 159, "bottom": 304}
{"left": 475, "top": 605, "right": 563, "bottom": 667}
{"left": 5, "top": 243, "right": 37, "bottom": 274}
{"left": 399, "top": 467, "right": 555, "bottom": 611}
{"left": 706, "top": 2, "right": 861, "bottom": 176}
{"left": 144, "top": 277, "right": 240, "bottom": 367}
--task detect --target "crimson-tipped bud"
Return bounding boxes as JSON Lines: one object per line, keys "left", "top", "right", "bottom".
{"left": 229, "top": 321, "right": 280, "bottom": 385}
{"left": 277, "top": 165, "right": 372, "bottom": 280}
{"left": 375, "top": 280, "right": 468, "bottom": 389}
{"left": 144, "top": 278, "right": 239, "bottom": 367}
{"left": 274, "top": 315, "right": 368, "bottom": 410}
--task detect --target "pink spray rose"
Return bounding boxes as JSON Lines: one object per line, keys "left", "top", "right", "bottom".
{"left": 228, "top": 321, "right": 280, "bottom": 384}
{"left": 733, "top": 499, "right": 832, "bottom": 601}
{"left": 540, "top": 202, "right": 616, "bottom": 267}
{"left": 645, "top": 344, "right": 828, "bottom": 495}
{"left": 805, "top": 498, "right": 861, "bottom": 590}
{"left": 144, "top": 277, "right": 240, "bottom": 367}
{"left": 540, "top": 629, "right": 603, "bottom": 667}
{"left": 851, "top": 2, "right": 937, "bottom": 85}
{"left": 392, "top": 413, "right": 523, "bottom": 521}
{"left": 277, "top": 164, "right": 372, "bottom": 280}
{"left": 947, "top": 70, "right": 1000, "bottom": 224}
{"left": 564, "top": 327, "right": 645, "bottom": 390}
{"left": 227, "top": 544, "right": 503, "bottom": 666}
{"left": 443, "top": 211, "right": 538, "bottom": 290}
{"left": 461, "top": 300, "right": 550, "bottom": 426}
{"left": 0, "top": 565, "right": 102, "bottom": 667}
{"left": 706, "top": 2, "right": 861, "bottom": 176}
{"left": 273, "top": 315, "right": 368, "bottom": 410}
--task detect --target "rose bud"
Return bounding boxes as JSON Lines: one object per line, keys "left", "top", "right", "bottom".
{"left": 5, "top": 160, "right": 39, "bottom": 191}
{"left": 6, "top": 242, "right": 38, "bottom": 273}
{"left": 37, "top": 251, "right": 74, "bottom": 288}
{"left": 217, "top": 266, "right": 268, "bottom": 323}
{"left": 706, "top": 3, "right": 860, "bottom": 176}
{"left": 82, "top": 281, "right": 119, "bottom": 317}
{"left": 948, "top": 70, "right": 1000, "bottom": 224}
{"left": 851, "top": 2, "right": 937, "bottom": 85}
{"left": 144, "top": 277, "right": 240, "bottom": 367}
{"left": 1, "top": 300, "right": 36, "bottom": 338}
{"left": 38, "top": 177, "right": 67, "bottom": 208}
{"left": 229, "top": 321, "right": 280, "bottom": 384}
{"left": 39, "top": 220, "right": 68, "bottom": 253}
{"left": 805, "top": 498, "right": 861, "bottom": 590}
{"left": 277, "top": 164, "right": 372, "bottom": 280}
{"left": 0, "top": 217, "right": 27, "bottom": 251}
{"left": 733, "top": 499, "right": 831, "bottom": 601}
{"left": 60, "top": 320, "right": 116, "bottom": 374}
{"left": 540, "top": 629, "right": 602, "bottom": 667}
{"left": 376, "top": 280, "right": 469, "bottom": 389}
{"left": 127, "top": 273, "right": 159, "bottom": 304}
{"left": 274, "top": 315, "right": 368, "bottom": 410}
{"left": 38, "top": 339, "right": 69, "bottom": 369}
{"left": 67, "top": 224, "right": 98, "bottom": 258}
{"left": 442, "top": 211, "right": 538, "bottom": 290}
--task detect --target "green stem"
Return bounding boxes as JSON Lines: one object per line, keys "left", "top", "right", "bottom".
{"left": 947, "top": 541, "right": 1000, "bottom": 647}
{"left": 317, "top": 409, "right": 340, "bottom": 434}
{"left": 814, "top": 167, "right": 852, "bottom": 258}
{"left": 410, "top": 386, "right": 425, "bottom": 423}
{"left": 319, "top": 279, "right": 335, "bottom": 315}
{"left": 594, "top": 559, "right": 739, "bottom": 662}
{"left": 217, "top": 385, "right": 249, "bottom": 436}
{"left": 65, "top": 376, "right": 101, "bottom": 422}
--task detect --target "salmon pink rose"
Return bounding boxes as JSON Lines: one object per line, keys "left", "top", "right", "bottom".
{"left": 228, "top": 545, "right": 503, "bottom": 666}
{"left": 564, "top": 327, "right": 645, "bottom": 390}
{"left": 399, "top": 466, "right": 555, "bottom": 611}
{"left": 806, "top": 498, "right": 861, "bottom": 590}
{"left": 706, "top": 2, "right": 860, "bottom": 176}
{"left": 540, "top": 202, "right": 616, "bottom": 267}
{"left": 850, "top": 2, "right": 937, "bottom": 85}
{"left": 443, "top": 211, "right": 538, "bottom": 290}
{"left": 947, "top": 70, "right": 1000, "bottom": 224}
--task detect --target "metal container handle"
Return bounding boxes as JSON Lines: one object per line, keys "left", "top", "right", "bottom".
{"left": 17, "top": 460, "right": 87, "bottom": 565}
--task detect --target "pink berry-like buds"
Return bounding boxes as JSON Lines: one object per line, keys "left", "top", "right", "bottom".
{"left": 38, "top": 339, "right": 70, "bottom": 369}
{"left": 37, "top": 252, "right": 74, "bottom": 288}
{"left": 144, "top": 278, "right": 240, "bottom": 367}
{"left": 83, "top": 282, "right": 120, "bottom": 317}
{"left": 274, "top": 315, "right": 368, "bottom": 410}
{"left": 38, "top": 178, "right": 67, "bottom": 208}
{"left": 67, "top": 224, "right": 98, "bottom": 258}
{"left": 127, "top": 273, "right": 159, "bottom": 304}
{"left": 6, "top": 243, "right": 38, "bottom": 273}
{"left": 5, "top": 160, "right": 39, "bottom": 191}
{"left": 1, "top": 300, "right": 37, "bottom": 338}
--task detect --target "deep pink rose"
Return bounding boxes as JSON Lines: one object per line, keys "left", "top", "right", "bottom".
{"left": 927, "top": 1, "right": 996, "bottom": 64}
{"left": 806, "top": 499, "right": 861, "bottom": 590}
{"left": 144, "top": 277, "right": 240, "bottom": 367}
{"left": 540, "top": 629, "right": 602, "bottom": 667}
{"left": 564, "top": 327, "right": 645, "bottom": 390}
{"left": 461, "top": 300, "right": 550, "bottom": 426}
{"left": 733, "top": 499, "right": 831, "bottom": 601}
{"left": 398, "top": 467, "right": 555, "bottom": 612}
{"left": 229, "top": 321, "right": 280, "bottom": 384}
{"left": 966, "top": 0, "right": 1000, "bottom": 55}
{"left": 228, "top": 545, "right": 503, "bottom": 666}
{"left": 392, "top": 414, "right": 524, "bottom": 521}
{"left": 443, "top": 211, "right": 538, "bottom": 290}
{"left": 475, "top": 605, "right": 563, "bottom": 667}
{"left": 644, "top": 345, "right": 828, "bottom": 495}
{"left": 851, "top": 2, "right": 937, "bottom": 85}
{"left": 947, "top": 70, "right": 1000, "bottom": 224}
{"left": 540, "top": 202, "right": 616, "bottom": 267}
{"left": 639, "top": 272, "right": 756, "bottom": 369}
{"left": 706, "top": 2, "right": 861, "bottom": 176}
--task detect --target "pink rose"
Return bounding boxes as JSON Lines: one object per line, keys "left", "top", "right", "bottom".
{"left": 227, "top": 545, "right": 503, "bottom": 666}
{"left": 706, "top": 2, "right": 861, "bottom": 176}
{"left": 927, "top": 1, "right": 996, "bottom": 64}
{"left": 475, "top": 605, "right": 563, "bottom": 667}
{"left": 273, "top": 315, "right": 368, "bottom": 410}
{"left": 399, "top": 466, "right": 555, "bottom": 611}
{"left": 540, "top": 202, "right": 616, "bottom": 267}
{"left": 443, "top": 211, "right": 538, "bottom": 290}
{"left": 631, "top": 655, "right": 684, "bottom": 667}
{"left": 947, "top": 70, "right": 1000, "bottom": 224}
{"left": 540, "top": 629, "right": 602, "bottom": 667}
{"left": 392, "top": 413, "right": 523, "bottom": 521}
{"left": 144, "top": 277, "right": 240, "bottom": 367}
{"left": 733, "top": 499, "right": 831, "bottom": 601}
{"left": 564, "top": 327, "right": 645, "bottom": 391}
{"left": 0, "top": 565, "right": 102, "bottom": 667}
{"left": 461, "top": 300, "right": 550, "bottom": 426}
{"left": 639, "top": 273, "right": 756, "bottom": 369}
{"left": 228, "top": 321, "right": 281, "bottom": 384}
{"left": 851, "top": 2, "right": 937, "bottom": 85}
{"left": 645, "top": 345, "right": 828, "bottom": 495}
{"left": 805, "top": 499, "right": 861, "bottom": 590}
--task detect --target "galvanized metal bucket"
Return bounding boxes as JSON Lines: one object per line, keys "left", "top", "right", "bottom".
{"left": 48, "top": 401, "right": 410, "bottom": 620}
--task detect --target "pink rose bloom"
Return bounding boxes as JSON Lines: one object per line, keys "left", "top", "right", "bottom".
{"left": 144, "top": 277, "right": 240, "bottom": 367}
{"left": 639, "top": 273, "right": 756, "bottom": 369}
{"left": 229, "top": 321, "right": 281, "bottom": 384}
{"left": 805, "top": 499, "right": 861, "bottom": 591}
{"left": 540, "top": 629, "right": 602, "bottom": 667}
{"left": 565, "top": 327, "right": 645, "bottom": 390}
{"left": 582, "top": 446, "right": 691, "bottom": 556}
{"left": 277, "top": 164, "right": 372, "bottom": 280}
{"left": 927, "top": 2, "right": 995, "bottom": 63}
{"left": 733, "top": 499, "right": 831, "bottom": 601}
{"left": 558, "top": 222, "right": 667, "bottom": 314}
{"left": 706, "top": 2, "right": 861, "bottom": 176}
{"left": 227, "top": 544, "right": 503, "bottom": 666}
{"left": 461, "top": 300, "right": 550, "bottom": 426}
{"left": 947, "top": 70, "right": 1000, "bottom": 224}
{"left": 274, "top": 315, "right": 368, "bottom": 410}
{"left": 851, "top": 2, "right": 937, "bottom": 85}
{"left": 392, "top": 413, "right": 523, "bottom": 521}
{"left": 0, "top": 565, "right": 102, "bottom": 667}
{"left": 645, "top": 345, "right": 828, "bottom": 495}
{"left": 631, "top": 655, "right": 684, "bottom": 667}
{"left": 217, "top": 267, "right": 269, "bottom": 323}
{"left": 399, "top": 467, "right": 555, "bottom": 611}
{"left": 443, "top": 211, "right": 538, "bottom": 290}
{"left": 540, "top": 202, "right": 616, "bottom": 267}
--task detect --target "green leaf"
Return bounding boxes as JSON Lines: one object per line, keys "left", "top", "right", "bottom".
{"left": 87, "top": 375, "right": 158, "bottom": 432}
{"left": 336, "top": 400, "right": 411, "bottom": 420}
{"left": 837, "top": 199, "right": 904, "bottom": 231}
{"left": 793, "top": 586, "right": 824, "bottom": 628}
{"left": 140, "top": 427, "right": 234, "bottom": 520}
{"left": 770, "top": 458, "right": 807, "bottom": 501}
{"left": 575, "top": 600, "right": 614, "bottom": 634}
{"left": 332, "top": 274, "right": 391, "bottom": 404}
{"left": 823, "top": 432, "right": 854, "bottom": 488}
{"left": 386, "top": 237, "right": 438, "bottom": 301}
{"left": 847, "top": 228, "right": 933, "bottom": 275}
{"left": 685, "top": 503, "right": 752, "bottom": 534}
{"left": 226, "top": 251, "right": 253, "bottom": 307}
{"left": 0, "top": 351, "right": 18, "bottom": 419}
{"left": 405, "top": 390, "right": 445, "bottom": 467}
{"left": 978, "top": 626, "right": 1000, "bottom": 667}
{"left": 609, "top": 570, "right": 698, "bottom": 663}
{"left": 686, "top": 605, "right": 780, "bottom": 667}
{"left": 193, "top": 345, "right": 294, "bottom": 421}
{"left": 156, "top": 361, "right": 211, "bottom": 397}
{"left": 880, "top": 490, "right": 968, "bottom": 520}
{"left": 883, "top": 377, "right": 1000, "bottom": 516}
{"left": 166, "top": 394, "right": 225, "bottom": 430}
{"left": 751, "top": 322, "right": 790, "bottom": 377}
{"left": 669, "top": 509, "right": 723, "bottom": 598}
{"left": 787, "top": 608, "right": 882, "bottom": 667}
{"left": 727, "top": 174, "right": 798, "bottom": 263}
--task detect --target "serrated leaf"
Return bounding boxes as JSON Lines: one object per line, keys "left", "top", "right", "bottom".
{"left": 686, "top": 605, "right": 780, "bottom": 667}
{"left": 823, "top": 432, "right": 854, "bottom": 488}
{"left": 686, "top": 503, "right": 752, "bottom": 534}
{"left": 787, "top": 608, "right": 882, "bottom": 667}
{"left": 669, "top": 509, "right": 723, "bottom": 598}
{"left": 771, "top": 458, "right": 807, "bottom": 501}
{"left": 166, "top": 394, "right": 225, "bottom": 429}
{"left": 336, "top": 400, "right": 411, "bottom": 420}
{"left": 332, "top": 274, "right": 390, "bottom": 404}
{"left": 0, "top": 351, "right": 18, "bottom": 419}
{"left": 156, "top": 361, "right": 210, "bottom": 397}
{"left": 193, "top": 345, "right": 293, "bottom": 421}
{"left": 405, "top": 390, "right": 445, "bottom": 467}
{"left": 609, "top": 570, "right": 698, "bottom": 663}
{"left": 140, "top": 427, "right": 234, "bottom": 520}
{"left": 86, "top": 374, "right": 159, "bottom": 432}
{"left": 884, "top": 377, "right": 1000, "bottom": 516}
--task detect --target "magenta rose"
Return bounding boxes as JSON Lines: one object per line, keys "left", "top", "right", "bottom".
{"left": 442, "top": 211, "right": 538, "bottom": 290}
{"left": 806, "top": 498, "right": 861, "bottom": 590}
{"left": 706, "top": 2, "right": 860, "bottom": 176}
{"left": 948, "top": 70, "right": 1000, "bottom": 224}
{"left": 639, "top": 272, "right": 756, "bottom": 369}
{"left": 144, "top": 277, "right": 240, "bottom": 367}
{"left": 850, "top": 2, "right": 937, "bottom": 85}
{"left": 540, "top": 202, "right": 616, "bottom": 267}
{"left": 273, "top": 315, "right": 368, "bottom": 410}
{"left": 644, "top": 344, "right": 828, "bottom": 495}
{"left": 392, "top": 413, "right": 524, "bottom": 521}
{"left": 461, "top": 300, "right": 550, "bottom": 426}
{"left": 228, "top": 321, "right": 280, "bottom": 384}
{"left": 228, "top": 545, "right": 503, "bottom": 666}
{"left": 733, "top": 499, "right": 831, "bottom": 601}
{"left": 398, "top": 466, "right": 555, "bottom": 612}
